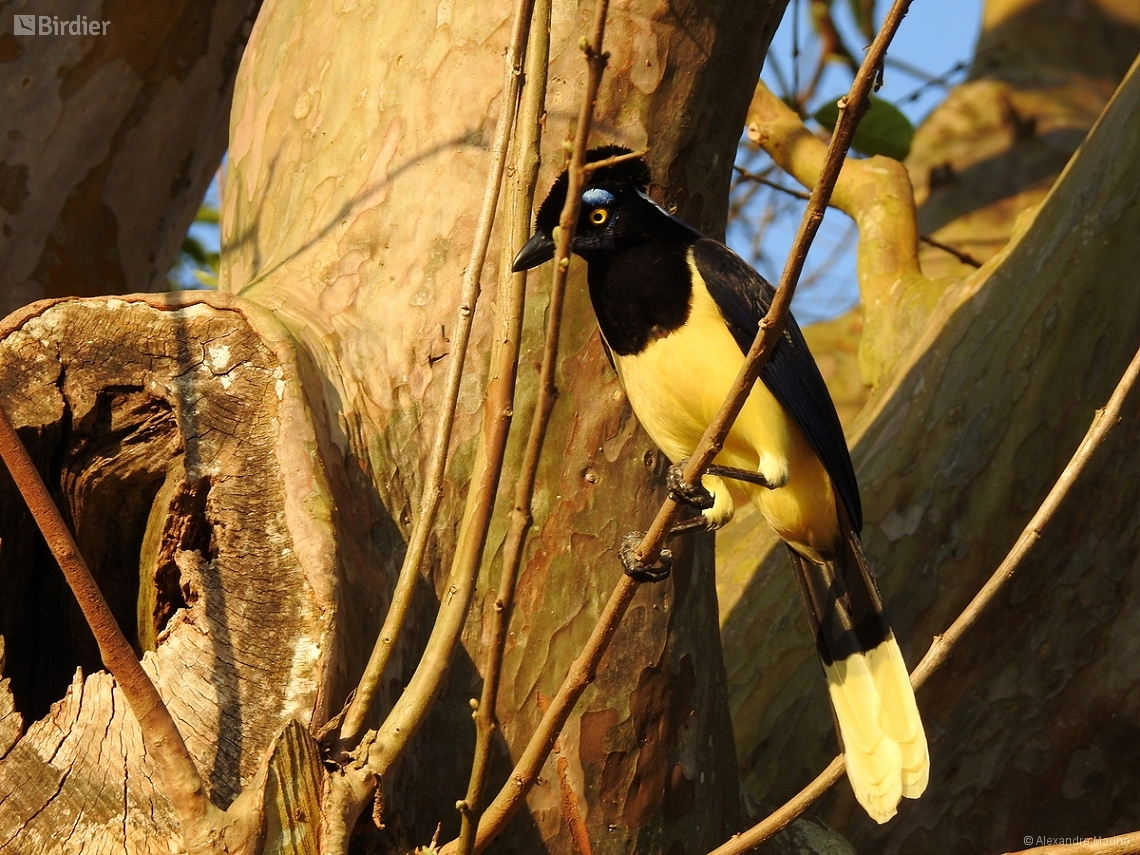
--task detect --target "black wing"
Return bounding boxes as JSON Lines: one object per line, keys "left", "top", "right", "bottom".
{"left": 690, "top": 238, "right": 862, "bottom": 532}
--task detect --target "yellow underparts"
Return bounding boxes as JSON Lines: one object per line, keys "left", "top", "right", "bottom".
{"left": 611, "top": 255, "right": 839, "bottom": 559}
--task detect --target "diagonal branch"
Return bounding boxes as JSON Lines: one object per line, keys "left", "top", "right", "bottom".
{"left": 0, "top": 405, "right": 231, "bottom": 843}
{"left": 629, "top": 0, "right": 915, "bottom": 571}
{"left": 732, "top": 164, "right": 983, "bottom": 267}
{"left": 705, "top": 338, "right": 1140, "bottom": 854}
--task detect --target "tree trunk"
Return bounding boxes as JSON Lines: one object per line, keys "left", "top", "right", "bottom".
{"left": 719, "top": 4, "right": 1140, "bottom": 850}
{"left": 0, "top": 0, "right": 810, "bottom": 852}
{"left": 0, "top": 292, "right": 351, "bottom": 851}
{"left": 221, "top": 0, "right": 785, "bottom": 849}
{"left": 0, "top": 0, "right": 261, "bottom": 316}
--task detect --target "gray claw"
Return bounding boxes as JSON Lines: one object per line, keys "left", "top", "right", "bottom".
{"left": 620, "top": 531, "right": 673, "bottom": 582}
{"left": 667, "top": 461, "right": 714, "bottom": 510}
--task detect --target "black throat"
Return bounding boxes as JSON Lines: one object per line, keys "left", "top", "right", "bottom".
{"left": 582, "top": 225, "right": 698, "bottom": 357}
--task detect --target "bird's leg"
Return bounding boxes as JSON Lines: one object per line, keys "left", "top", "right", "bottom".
{"left": 620, "top": 532, "right": 673, "bottom": 582}
{"left": 666, "top": 461, "right": 715, "bottom": 509}
{"left": 668, "top": 515, "right": 712, "bottom": 536}
{"left": 704, "top": 463, "right": 774, "bottom": 489}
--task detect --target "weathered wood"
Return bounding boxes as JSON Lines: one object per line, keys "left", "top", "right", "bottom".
{"left": 0, "top": 293, "right": 344, "bottom": 853}
{"left": 262, "top": 720, "right": 324, "bottom": 855}
{"left": 0, "top": 639, "right": 22, "bottom": 758}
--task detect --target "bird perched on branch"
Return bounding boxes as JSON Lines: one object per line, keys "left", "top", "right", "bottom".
{"left": 512, "top": 146, "right": 928, "bottom": 824}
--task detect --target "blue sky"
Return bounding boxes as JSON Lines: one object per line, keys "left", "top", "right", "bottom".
{"left": 729, "top": 0, "right": 985, "bottom": 324}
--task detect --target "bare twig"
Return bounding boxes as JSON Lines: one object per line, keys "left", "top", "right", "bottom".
{"left": 707, "top": 758, "right": 846, "bottom": 855}
{"left": 442, "top": 579, "right": 639, "bottom": 855}
{"left": 437, "top": 0, "right": 614, "bottom": 849}
{"left": 0, "top": 406, "right": 227, "bottom": 839}
{"left": 631, "top": 0, "right": 916, "bottom": 571}
{"left": 919, "top": 233, "right": 983, "bottom": 267}
{"left": 733, "top": 164, "right": 812, "bottom": 201}
{"left": 909, "top": 341, "right": 1140, "bottom": 687}
{"left": 336, "top": 0, "right": 538, "bottom": 757}
{"left": 734, "top": 163, "right": 982, "bottom": 270}
{"left": 582, "top": 147, "right": 649, "bottom": 173}
{"left": 456, "top": 2, "right": 551, "bottom": 852}
{"left": 705, "top": 337, "right": 1140, "bottom": 855}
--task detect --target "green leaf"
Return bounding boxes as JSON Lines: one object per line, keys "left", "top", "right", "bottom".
{"left": 194, "top": 204, "right": 220, "bottom": 225}
{"left": 192, "top": 268, "right": 219, "bottom": 289}
{"left": 813, "top": 94, "right": 914, "bottom": 161}
{"left": 848, "top": 0, "right": 875, "bottom": 40}
{"left": 180, "top": 236, "right": 209, "bottom": 265}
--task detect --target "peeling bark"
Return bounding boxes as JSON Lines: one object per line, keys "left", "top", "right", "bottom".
{"left": 0, "top": 0, "right": 262, "bottom": 315}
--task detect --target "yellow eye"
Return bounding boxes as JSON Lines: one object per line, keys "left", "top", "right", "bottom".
{"left": 589, "top": 207, "right": 609, "bottom": 225}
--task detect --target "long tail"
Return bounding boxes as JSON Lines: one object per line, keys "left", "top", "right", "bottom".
{"left": 788, "top": 515, "right": 929, "bottom": 823}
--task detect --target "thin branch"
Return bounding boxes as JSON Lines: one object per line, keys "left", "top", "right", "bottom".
{"left": 919, "top": 233, "right": 983, "bottom": 267}
{"left": 734, "top": 164, "right": 981, "bottom": 272}
{"left": 437, "top": 0, "right": 614, "bottom": 849}
{"left": 582, "top": 147, "right": 649, "bottom": 173}
{"left": 630, "top": 0, "right": 916, "bottom": 571}
{"left": 335, "top": 0, "right": 537, "bottom": 757}
{"left": 442, "top": 579, "right": 639, "bottom": 855}
{"left": 705, "top": 338, "right": 1140, "bottom": 855}
{"left": 0, "top": 405, "right": 225, "bottom": 836}
{"left": 352, "top": 0, "right": 541, "bottom": 783}
{"left": 708, "top": 758, "right": 846, "bottom": 855}
{"left": 909, "top": 341, "right": 1140, "bottom": 688}
{"left": 896, "top": 58, "right": 969, "bottom": 105}
{"left": 733, "top": 164, "right": 812, "bottom": 201}
{"left": 456, "top": 1, "right": 551, "bottom": 852}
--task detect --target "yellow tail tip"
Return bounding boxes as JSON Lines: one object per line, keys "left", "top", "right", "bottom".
{"left": 825, "top": 639, "right": 930, "bottom": 823}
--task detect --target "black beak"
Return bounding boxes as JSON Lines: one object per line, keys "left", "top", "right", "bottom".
{"left": 511, "top": 230, "right": 556, "bottom": 272}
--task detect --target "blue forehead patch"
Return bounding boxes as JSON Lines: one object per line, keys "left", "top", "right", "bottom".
{"left": 582, "top": 187, "right": 615, "bottom": 207}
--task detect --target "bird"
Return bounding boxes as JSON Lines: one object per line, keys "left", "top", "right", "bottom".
{"left": 512, "top": 145, "right": 929, "bottom": 824}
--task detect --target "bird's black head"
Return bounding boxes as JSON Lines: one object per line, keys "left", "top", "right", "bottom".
{"left": 512, "top": 146, "right": 691, "bottom": 272}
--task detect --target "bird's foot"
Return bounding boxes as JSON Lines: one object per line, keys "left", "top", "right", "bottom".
{"left": 620, "top": 531, "right": 673, "bottom": 583}
{"left": 667, "top": 461, "right": 714, "bottom": 509}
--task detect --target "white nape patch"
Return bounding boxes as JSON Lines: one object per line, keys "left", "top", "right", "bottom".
{"left": 582, "top": 187, "right": 615, "bottom": 207}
